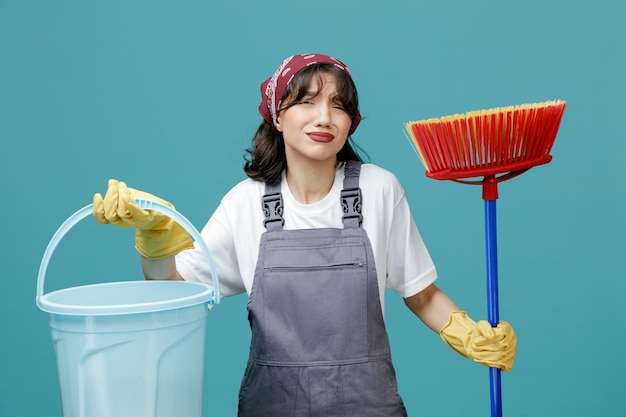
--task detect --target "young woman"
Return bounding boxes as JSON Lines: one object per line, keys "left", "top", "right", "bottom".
{"left": 94, "top": 53, "right": 516, "bottom": 416}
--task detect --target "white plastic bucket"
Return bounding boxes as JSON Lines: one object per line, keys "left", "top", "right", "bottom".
{"left": 36, "top": 199, "right": 220, "bottom": 417}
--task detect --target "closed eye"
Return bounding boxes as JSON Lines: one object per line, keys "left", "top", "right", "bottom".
{"left": 331, "top": 96, "right": 348, "bottom": 112}
{"left": 298, "top": 91, "right": 318, "bottom": 105}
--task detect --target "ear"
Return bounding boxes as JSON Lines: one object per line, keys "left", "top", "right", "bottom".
{"left": 274, "top": 115, "right": 283, "bottom": 133}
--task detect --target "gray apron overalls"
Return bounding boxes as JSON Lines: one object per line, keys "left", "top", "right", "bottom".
{"left": 238, "top": 161, "right": 407, "bottom": 417}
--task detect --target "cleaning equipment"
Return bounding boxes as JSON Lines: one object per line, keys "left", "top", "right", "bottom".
{"left": 405, "top": 100, "right": 566, "bottom": 417}
{"left": 36, "top": 199, "right": 220, "bottom": 417}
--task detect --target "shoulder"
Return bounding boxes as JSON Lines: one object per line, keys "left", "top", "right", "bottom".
{"left": 210, "top": 177, "right": 266, "bottom": 241}
{"left": 221, "top": 177, "right": 265, "bottom": 206}
{"left": 360, "top": 163, "right": 400, "bottom": 182}
{"left": 214, "top": 178, "right": 266, "bottom": 225}
{"left": 359, "top": 163, "right": 405, "bottom": 201}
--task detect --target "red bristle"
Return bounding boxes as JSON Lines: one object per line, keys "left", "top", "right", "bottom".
{"left": 494, "top": 111, "right": 501, "bottom": 162}
{"left": 547, "top": 103, "right": 566, "bottom": 153}
{"left": 412, "top": 123, "right": 437, "bottom": 172}
{"left": 509, "top": 109, "right": 520, "bottom": 161}
{"left": 467, "top": 116, "right": 477, "bottom": 165}
{"left": 468, "top": 115, "right": 481, "bottom": 168}
{"left": 423, "top": 124, "right": 438, "bottom": 171}
{"left": 507, "top": 110, "right": 515, "bottom": 161}
{"left": 433, "top": 122, "right": 447, "bottom": 170}
{"left": 486, "top": 112, "right": 495, "bottom": 166}
{"left": 528, "top": 106, "right": 545, "bottom": 159}
{"left": 495, "top": 111, "right": 503, "bottom": 165}
{"left": 409, "top": 124, "right": 428, "bottom": 170}
{"left": 437, "top": 122, "right": 453, "bottom": 170}
{"left": 445, "top": 120, "right": 459, "bottom": 169}
{"left": 496, "top": 111, "right": 504, "bottom": 164}
{"left": 537, "top": 105, "right": 552, "bottom": 154}
{"left": 496, "top": 110, "right": 506, "bottom": 165}
{"left": 434, "top": 122, "right": 450, "bottom": 170}
{"left": 487, "top": 113, "right": 494, "bottom": 164}
{"left": 455, "top": 117, "right": 468, "bottom": 169}
{"left": 531, "top": 108, "right": 550, "bottom": 158}
{"left": 505, "top": 109, "right": 515, "bottom": 162}
{"left": 511, "top": 108, "right": 524, "bottom": 160}
{"left": 423, "top": 125, "right": 440, "bottom": 172}
{"left": 513, "top": 106, "right": 528, "bottom": 160}
{"left": 454, "top": 117, "right": 468, "bottom": 169}
{"left": 443, "top": 120, "right": 455, "bottom": 169}
{"left": 421, "top": 124, "right": 440, "bottom": 172}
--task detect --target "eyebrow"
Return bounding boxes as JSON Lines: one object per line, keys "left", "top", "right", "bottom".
{"left": 302, "top": 90, "right": 319, "bottom": 98}
{"left": 303, "top": 89, "right": 344, "bottom": 101}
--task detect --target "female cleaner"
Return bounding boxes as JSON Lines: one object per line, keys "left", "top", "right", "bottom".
{"left": 93, "top": 53, "right": 516, "bottom": 416}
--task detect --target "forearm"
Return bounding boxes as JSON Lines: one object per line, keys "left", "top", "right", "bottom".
{"left": 404, "top": 283, "right": 459, "bottom": 332}
{"left": 141, "top": 255, "right": 183, "bottom": 281}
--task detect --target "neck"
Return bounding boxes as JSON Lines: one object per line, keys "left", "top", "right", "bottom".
{"left": 285, "top": 159, "right": 338, "bottom": 204}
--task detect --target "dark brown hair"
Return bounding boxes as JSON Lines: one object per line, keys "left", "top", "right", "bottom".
{"left": 244, "top": 63, "right": 366, "bottom": 183}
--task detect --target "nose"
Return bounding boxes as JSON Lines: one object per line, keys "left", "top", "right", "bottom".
{"left": 314, "top": 102, "right": 332, "bottom": 127}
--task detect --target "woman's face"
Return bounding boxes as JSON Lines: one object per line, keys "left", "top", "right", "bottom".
{"left": 276, "top": 73, "right": 352, "bottom": 167}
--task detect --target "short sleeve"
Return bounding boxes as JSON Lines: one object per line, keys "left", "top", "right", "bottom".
{"left": 176, "top": 202, "right": 247, "bottom": 297}
{"left": 384, "top": 183, "right": 438, "bottom": 298}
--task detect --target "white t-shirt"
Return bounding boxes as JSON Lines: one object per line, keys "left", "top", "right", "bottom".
{"left": 176, "top": 163, "right": 437, "bottom": 312}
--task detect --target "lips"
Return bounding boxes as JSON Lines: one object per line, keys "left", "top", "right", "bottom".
{"left": 306, "top": 132, "right": 335, "bottom": 142}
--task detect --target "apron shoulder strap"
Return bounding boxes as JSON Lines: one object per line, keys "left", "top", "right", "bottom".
{"left": 341, "top": 160, "right": 363, "bottom": 228}
{"left": 262, "top": 181, "right": 284, "bottom": 231}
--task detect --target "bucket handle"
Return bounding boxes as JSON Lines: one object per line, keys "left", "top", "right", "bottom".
{"left": 36, "top": 198, "right": 220, "bottom": 308}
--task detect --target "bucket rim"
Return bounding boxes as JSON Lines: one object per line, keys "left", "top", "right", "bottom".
{"left": 37, "top": 280, "right": 214, "bottom": 316}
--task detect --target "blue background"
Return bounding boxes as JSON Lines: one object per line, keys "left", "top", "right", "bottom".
{"left": 1, "top": 0, "right": 624, "bottom": 416}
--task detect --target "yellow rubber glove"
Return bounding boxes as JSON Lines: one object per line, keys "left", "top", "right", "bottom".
{"left": 439, "top": 311, "right": 516, "bottom": 371}
{"left": 93, "top": 179, "right": 194, "bottom": 259}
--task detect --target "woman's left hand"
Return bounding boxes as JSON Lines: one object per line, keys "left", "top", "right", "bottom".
{"left": 440, "top": 311, "right": 517, "bottom": 371}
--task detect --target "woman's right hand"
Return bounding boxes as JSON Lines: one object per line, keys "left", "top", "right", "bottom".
{"left": 93, "top": 179, "right": 194, "bottom": 259}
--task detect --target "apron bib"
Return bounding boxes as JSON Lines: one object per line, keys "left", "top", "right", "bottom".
{"left": 238, "top": 161, "right": 407, "bottom": 417}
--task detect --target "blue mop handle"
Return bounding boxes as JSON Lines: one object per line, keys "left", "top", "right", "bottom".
{"left": 485, "top": 199, "right": 502, "bottom": 417}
